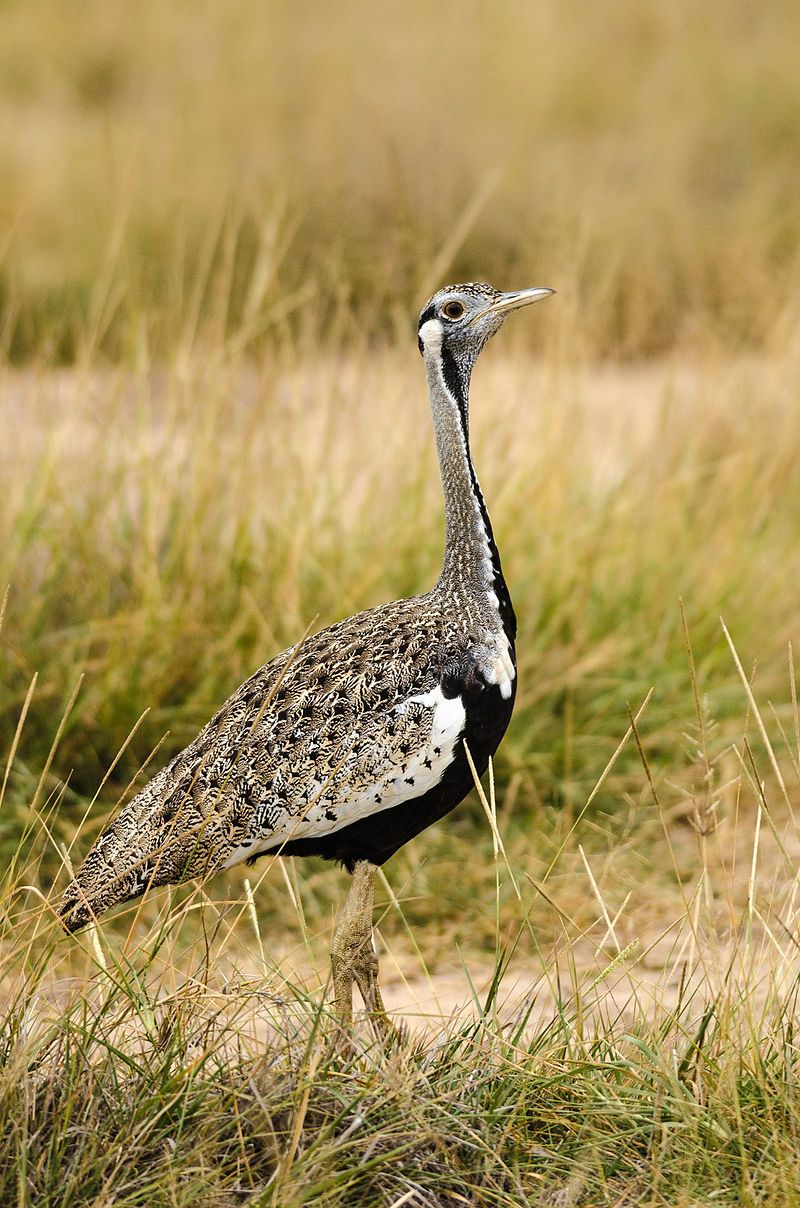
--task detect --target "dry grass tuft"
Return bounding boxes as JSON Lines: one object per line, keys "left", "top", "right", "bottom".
{"left": 4, "top": 2, "right": 800, "bottom": 1199}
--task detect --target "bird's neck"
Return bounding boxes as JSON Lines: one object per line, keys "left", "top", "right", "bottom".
{"left": 425, "top": 347, "right": 516, "bottom": 638}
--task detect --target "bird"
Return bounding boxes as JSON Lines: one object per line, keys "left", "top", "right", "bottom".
{"left": 58, "top": 281, "right": 554, "bottom": 1040}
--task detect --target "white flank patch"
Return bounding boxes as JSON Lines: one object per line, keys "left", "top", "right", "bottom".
{"left": 490, "top": 649, "right": 516, "bottom": 699}
{"left": 224, "top": 686, "right": 466, "bottom": 866}
{"left": 478, "top": 629, "right": 516, "bottom": 699}
{"left": 418, "top": 317, "right": 444, "bottom": 354}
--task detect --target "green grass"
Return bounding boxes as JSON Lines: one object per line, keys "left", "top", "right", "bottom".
{"left": 4, "top": 347, "right": 800, "bottom": 859}
{"left": 4, "top": 2, "right": 800, "bottom": 1199}
{"left": 4, "top": 634, "right": 800, "bottom": 1204}
{"left": 4, "top": 340, "right": 800, "bottom": 1201}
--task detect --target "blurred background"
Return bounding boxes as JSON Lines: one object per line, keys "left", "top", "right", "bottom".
{"left": 4, "top": 10, "right": 800, "bottom": 1198}
{"left": 2, "top": 0, "right": 800, "bottom": 950}
{"left": 2, "top": 0, "right": 800, "bottom": 361}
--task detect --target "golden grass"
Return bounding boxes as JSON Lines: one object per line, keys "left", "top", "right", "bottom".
{"left": 2, "top": 0, "right": 800, "bottom": 358}
{"left": 4, "top": 587, "right": 800, "bottom": 1203}
{"left": 3, "top": 1, "right": 800, "bottom": 1198}
{"left": 5, "top": 260, "right": 800, "bottom": 1208}
{"left": 3, "top": 333, "right": 800, "bottom": 951}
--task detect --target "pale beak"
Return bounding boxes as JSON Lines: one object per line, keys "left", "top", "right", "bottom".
{"left": 468, "top": 286, "right": 555, "bottom": 325}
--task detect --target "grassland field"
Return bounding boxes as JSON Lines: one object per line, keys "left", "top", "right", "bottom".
{"left": 3, "top": 341, "right": 800, "bottom": 1204}
{"left": 4, "top": 1, "right": 800, "bottom": 1204}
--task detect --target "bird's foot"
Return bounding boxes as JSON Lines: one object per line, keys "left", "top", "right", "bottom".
{"left": 327, "top": 1002, "right": 402, "bottom": 1064}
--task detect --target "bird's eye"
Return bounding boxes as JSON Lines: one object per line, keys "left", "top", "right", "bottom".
{"left": 442, "top": 300, "right": 465, "bottom": 321}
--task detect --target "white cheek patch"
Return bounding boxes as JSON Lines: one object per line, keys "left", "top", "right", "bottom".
{"left": 418, "top": 318, "right": 444, "bottom": 354}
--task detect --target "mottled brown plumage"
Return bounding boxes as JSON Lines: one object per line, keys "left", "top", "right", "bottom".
{"left": 60, "top": 592, "right": 499, "bottom": 925}
{"left": 59, "top": 281, "right": 554, "bottom": 1038}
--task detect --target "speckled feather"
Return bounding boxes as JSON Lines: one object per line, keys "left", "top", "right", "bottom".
{"left": 59, "top": 282, "right": 528, "bottom": 932}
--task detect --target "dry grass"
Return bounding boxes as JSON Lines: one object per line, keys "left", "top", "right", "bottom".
{"left": 5, "top": 343, "right": 800, "bottom": 827}
{"left": 4, "top": 600, "right": 800, "bottom": 1204}
{"left": 4, "top": 1, "right": 800, "bottom": 1201}
{"left": 4, "top": 339, "right": 800, "bottom": 1201}
{"left": 2, "top": 1, "right": 800, "bottom": 359}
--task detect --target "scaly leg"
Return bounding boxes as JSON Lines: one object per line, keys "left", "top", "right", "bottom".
{"left": 330, "top": 860, "right": 393, "bottom": 1043}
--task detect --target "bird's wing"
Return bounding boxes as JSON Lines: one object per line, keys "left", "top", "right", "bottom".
{"left": 57, "top": 597, "right": 490, "bottom": 931}
{"left": 223, "top": 679, "right": 466, "bottom": 864}
{"left": 117, "top": 596, "right": 475, "bottom": 874}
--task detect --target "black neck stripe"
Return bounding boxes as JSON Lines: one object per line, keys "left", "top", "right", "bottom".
{"left": 440, "top": 346, "right": 467, "bottom": 414}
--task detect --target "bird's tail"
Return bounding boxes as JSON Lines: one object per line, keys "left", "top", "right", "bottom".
{"left": 57, "top": 768, "right": 231, "bottom": 933}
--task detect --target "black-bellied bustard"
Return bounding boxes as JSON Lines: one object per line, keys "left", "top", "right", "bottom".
{"left": 59, "top": 283, "right": 554, "bottom": 1040}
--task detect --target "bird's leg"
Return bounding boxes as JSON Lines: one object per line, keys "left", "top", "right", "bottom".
{"left": 352, "top": 931, "right": 395, "bottom": 1045}
{"left": 330, "top": 860, "right": 393, "bottom": 1044}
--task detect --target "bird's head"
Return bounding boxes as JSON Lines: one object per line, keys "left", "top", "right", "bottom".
{"left": 417, "top": 282, "right": 554, "bottom": 386}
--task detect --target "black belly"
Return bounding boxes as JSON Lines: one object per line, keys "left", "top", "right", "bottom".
{"left": 253, "top": 676, "right": 516, "bottom": 872}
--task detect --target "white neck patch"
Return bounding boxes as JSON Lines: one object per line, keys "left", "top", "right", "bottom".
{"left": 418, "top": 317, "right": 443, "bottom": 355}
